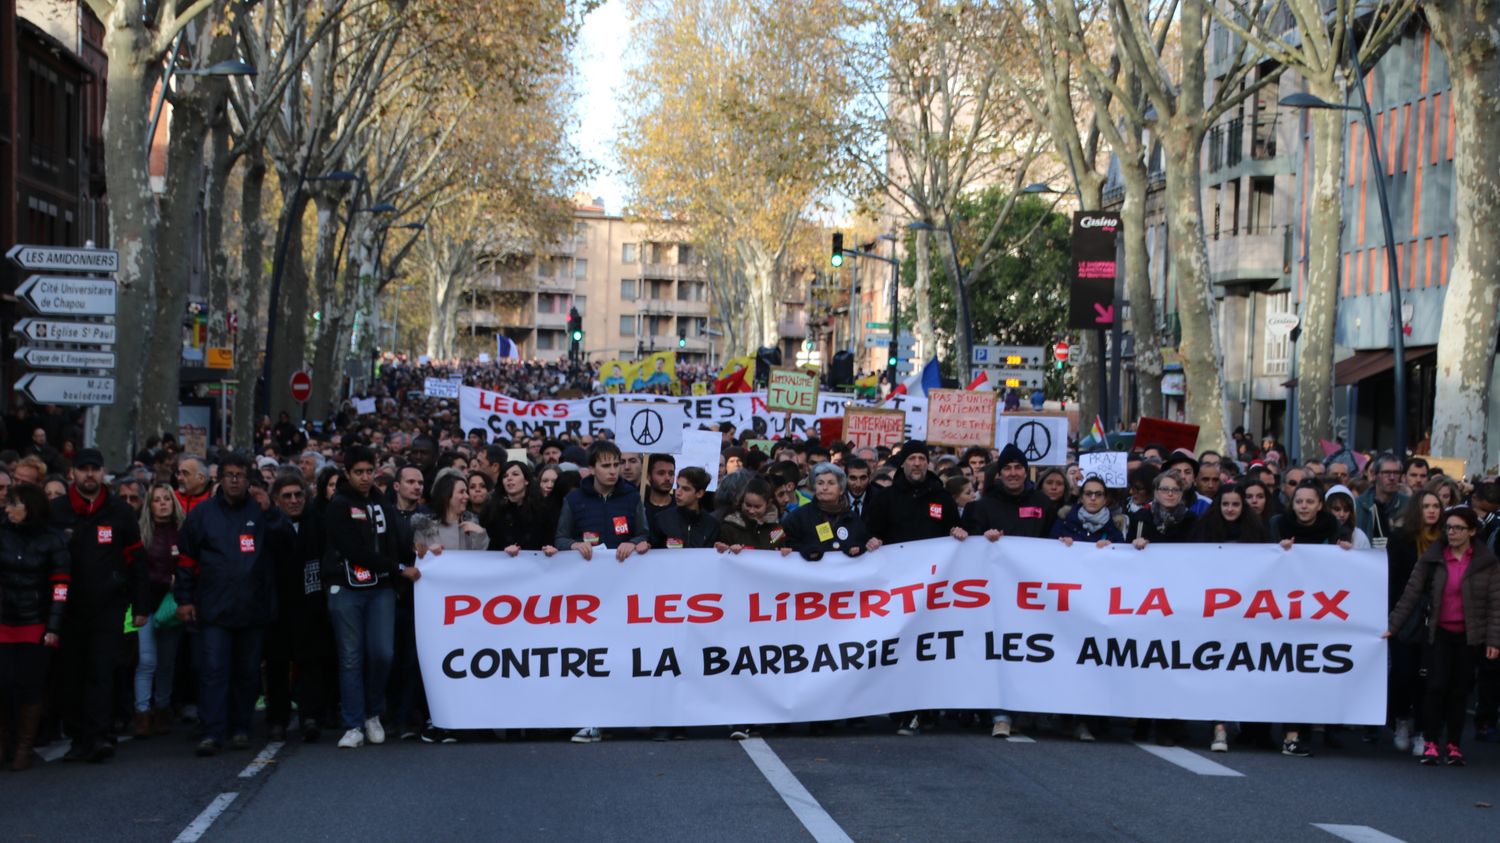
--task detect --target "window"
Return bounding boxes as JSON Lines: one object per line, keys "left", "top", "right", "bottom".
{"left": 677, "top": 281, "right": 706, "bottom": 301}
{"left": 647, "top": 279, "right": 670, "bottom": 300}
{"left": 620, "top": 315, "right": 636, "bottom": 336}
{"left": 620, "top": 279, "right": 637, "bottom": 300}
{"left": 1263, "top": 292, "right": 1291, "bottom": 376}
{"left": 574, "top": 258, "right": 588, "bottom": 278}
{"left": 622, "top": 243, "right": 638, "bottom": 263}
{"left": 537, "top": 257, "right": 554, "bottom": 278}
{"left": 573, "top": 297, "right": 586, "bottom": 316}
{"left": 537, "top": 331, "right": 557, "bottom": 350}
{"left": 677, "top": 244, "right": 695, "bottom": 265}
{"left": 1249, "top": 177, "right": 1274, "bottom": 234}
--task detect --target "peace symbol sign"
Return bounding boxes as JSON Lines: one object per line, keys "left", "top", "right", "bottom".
{"left": 1014, "top": 421, "right": 1051, "bottom": 462}
{"left": 630, "top": 408, "right": 664, "bottom": 446}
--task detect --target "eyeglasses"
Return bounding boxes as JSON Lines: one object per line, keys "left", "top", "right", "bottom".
{"left": 1082, "top": 490, "right": 1106, "bottom": 498}
{"left": 1444, "top": 524, "right": 1470, "bottom": 532}
{"left": 1157, "top": 487, "right": 1182, "bottom": 494}
{"left": 278, "top": 491, "right": 305, "bottom": 500}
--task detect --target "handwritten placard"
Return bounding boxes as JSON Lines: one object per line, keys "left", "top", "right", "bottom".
{"left": 843, "top": 407, "right": 906, "bottom": 450}
{"left": 1079, "top": 451, "right": 1127, "bottom": 488}
{"left": 767, "top": 367, "right": 819, "bottom": 414}
{"left": 925, "top": 389, "right": 997, "bottom": 448}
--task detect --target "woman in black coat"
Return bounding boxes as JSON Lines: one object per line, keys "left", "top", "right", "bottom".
{"left": 781, "top": 463, "right": 875, "bottom": 559}
{"left": 482, "top": 461, "right": 554, "bottom": 553}
{"left": 1126, "top": 472, "right": 1199, "bottom": 548}
{"left": 0, "top": 482, "right": 70, "bottom": 771}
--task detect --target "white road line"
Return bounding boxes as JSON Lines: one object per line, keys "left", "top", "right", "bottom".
{"left": 739, "top": 738, "right": 854, "bottom": 843}
{"left": 1132, "top": 742, "right": 1245, "bottom": 777}
{"left": 1312, "top": 824, "right": 1408, "bottom": 843}
{"left": 37, "top": 741, "right": 71, "bottom": 763}
{"left": 238, "top": 741, "right": 285, "bottom": 779}
{"left": 173, "top": 792, "right": 238, "bottom": 843}
{"left": 1004, "top": 735, "right": 1037, "bottom": 744}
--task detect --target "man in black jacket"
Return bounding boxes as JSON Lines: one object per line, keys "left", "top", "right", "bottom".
{"left": 266, "top": 473, "right": 335, "bottom": 743}
{"left": 51, "top": 448, "right": 145, "bottom": 762}
{"left": 174, "top": 452, "right": 285, "bottom": 756}
{"left": 963, "top": 444, "right": 1055, "bottom": 539}
{"left": 322, "top": 446, "right": 401, "bottom": 749}
{"left": 650, "top": 467, "right": 720, "bottom": 549}
{"left": 866, "top": 441, "right": 966, "bottom": 545}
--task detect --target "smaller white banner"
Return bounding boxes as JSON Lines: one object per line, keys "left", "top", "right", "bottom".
{"left": 612, "top": 401, "right": 687, "bottom": 453}
{"left": 996, "top": 414, "right": 1069, "bottom": 465}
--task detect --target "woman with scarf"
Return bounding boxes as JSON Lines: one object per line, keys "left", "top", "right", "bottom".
{"left": 1051, "top": 476, "right": 1124, "bottom": 547}
{"left": 1383, "top": 490, "right": 1443, "bottom": 757}
{"left": 715, "top": 475, "right": 785, "bottom": 552}
{"left": 481, "top": 461, "right": 553, "bottom": 554}
{"left": 1268, "top": 480, "right": 1353, "bottom": 757}
{"left": 1127, "top": 472, "right": 1199, "bottom": 549}
{"left": 1127, "top": 472, "right": 1197, "bottom": 745}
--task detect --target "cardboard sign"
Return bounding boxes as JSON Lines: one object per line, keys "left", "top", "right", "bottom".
{"left": 1079, "top": 451, "right": 1128, "bottom": 488}
{"left": 925, "top": 389, "right": 997, "bottom": 448}
{"left": 843, "top": 407, "right": 906, "bottom": 450}
{"left": 424, "top": 377, "right": 460, "bottom": 399}
{"left": 745, "top": 439, "right": 775, "bottom": 455}
{"left": 995, "top": 414, "right": 1070, "bottom": 466}
{"left": 1424, "top": 455, "right": 1468, "bottom": 481}
{"left": 767, "top": 367, "right": 818, "bottom": 414}
{"left": 1134, "top": 417, "right": 1200, "bottom": 454}
{"left": 354, "top": 397, "right": 377, "bottom": 415}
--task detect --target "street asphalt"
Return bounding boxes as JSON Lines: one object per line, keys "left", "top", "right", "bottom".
{"left": 2, "top": 717, "right": 1496, "bottom": 842}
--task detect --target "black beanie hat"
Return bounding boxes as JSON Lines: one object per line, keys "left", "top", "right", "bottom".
{"left": 997, "top": 443, "right": 1028, "bottom": 469}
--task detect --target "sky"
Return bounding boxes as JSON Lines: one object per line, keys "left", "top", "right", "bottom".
{"left": 574, "top": 1, "right": 631, "bottom": 215}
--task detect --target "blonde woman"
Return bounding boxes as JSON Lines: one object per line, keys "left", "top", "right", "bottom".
{"left": 134, "top": 483, "right": 185, "bottom": 737}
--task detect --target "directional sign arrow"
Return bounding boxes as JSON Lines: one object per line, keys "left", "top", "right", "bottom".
{"left": 15, "top": 275, "right": 118, "bottom": 316}
{"left": 6, "top": 244, "right": 119, "bottom": 273}
{"left": 13, "top": 347, "right": 117, "bottom": 369}
{"left": 1093, "top": 303, "right": 1115, "bottom": 325}
{"left": 14, "top": 373, "right": 116, "bottom": 406}
{"left": 12, "top": 319, "right": 116, "bottom": 345}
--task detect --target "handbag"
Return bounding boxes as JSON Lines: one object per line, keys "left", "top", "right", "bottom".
{"left": 153, "top": 591, "right": 182, "bottom": 630}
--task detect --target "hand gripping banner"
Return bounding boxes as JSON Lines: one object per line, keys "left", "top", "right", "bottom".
{"left": 414, "top": 538, "right": 1387, "bottom": 729}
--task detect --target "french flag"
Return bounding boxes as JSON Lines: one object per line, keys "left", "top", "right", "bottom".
{"left": 495, "top": 334, "right": 521, "bottom": 362}
{"left": 892, "top": 357, "right": 942, "bottom": 397}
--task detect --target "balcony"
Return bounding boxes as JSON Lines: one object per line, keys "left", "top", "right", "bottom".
{"left": 536, "top": 310, "right": 568, "bottom": 328}
{"left": 639, "top": 262, "right": 704, "bottom": 281}
{"left": 674, "top": 298, "right": 710, "bottom": 316}
{"left": 638, "top": 298, "right": 676, "bottom": 315}
{"left": 1210, "top": 227, "right": 1290, "bottom": 288}
{"left": 473, "top": 273, "right": 536, "bottom": 293}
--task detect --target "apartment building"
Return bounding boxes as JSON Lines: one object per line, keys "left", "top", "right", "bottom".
{"left": 461, "top": 199, "right": 722, "bottom": 365}
{"left": 1104, "top": 11, "right": 1465, "bottom": 453}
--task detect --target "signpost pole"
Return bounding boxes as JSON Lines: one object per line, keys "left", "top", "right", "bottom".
{"left": 1109, "top": 229, "right": 1124, "bottom": 429}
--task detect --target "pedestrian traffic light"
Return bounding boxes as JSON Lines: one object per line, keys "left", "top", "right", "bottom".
{"left": 888, "top": 353, "right": 898, "bottom": 367}
{"left": 678, "top": 328, "right": 687, "bottom": 348}
{"left": 831, "top": 232, "right": 844, "bottom": 267}
{"left": 568, "top": 307, "right": 583, "bottom": 343}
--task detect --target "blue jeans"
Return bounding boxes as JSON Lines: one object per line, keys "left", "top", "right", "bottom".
{"left": 328, "top": 585, "right": 395, "bottom": 730}
{"left": 198, "top": 624, "right": 264, "bottom": 743}
{"left": 135, "top": 615, "right": 183, "bottom": 713}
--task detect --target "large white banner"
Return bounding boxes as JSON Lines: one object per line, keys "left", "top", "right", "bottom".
{"left": 414, "top": 539, "right": 1387, "bottom": 729}
{"left": 458, "top": 386, "right": 929, "bottom": 442}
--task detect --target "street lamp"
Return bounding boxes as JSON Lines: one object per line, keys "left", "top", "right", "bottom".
{"left": 1281, "top": 54, "right": 1408, "bottom": 456}
{"left": 147, "top": 58, "right": 259, "bottom": 155}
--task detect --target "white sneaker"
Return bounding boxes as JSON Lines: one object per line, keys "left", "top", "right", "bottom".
{"left": 1393, "top": 719, "right": 1412, "bottom": 752}
{"left": 1211, "top": 725, "right": 1229, "bottom": 753}
{"left": 1410, "top": 733, "right": 1427, "bottom": 757}
{"left": 337, "top": 728, "right": 364, "bottom": 748}
{"left": 570, "top": 727, "right": 601, "bottom": 744}
{"left": 364, "top": 716, "right": 385, "bottom": 745}
{"left": 1074, "top": 723, "right": 1096, "bottom": 742}
{"left": 991, "top": 719, "right": 1012, "bottom": 738}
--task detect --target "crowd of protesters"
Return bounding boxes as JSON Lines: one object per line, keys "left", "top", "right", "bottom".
{"left": 0, "top": 359, "right": 1496, "bottom": 771}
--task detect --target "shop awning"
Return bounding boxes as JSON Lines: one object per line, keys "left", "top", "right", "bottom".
{"left": 1333, "top": 345, "right": 1435, "bottom": 386}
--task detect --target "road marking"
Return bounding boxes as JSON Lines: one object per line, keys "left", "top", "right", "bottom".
{"left": 37, "top": 741, "right": 71, "bottom": 762}
{"left": 1132, "top": 742, "right": 1244, "bottom": 777}
{"left": 173, "top": 792, "right": 238, "bottom": 843}
{"left": 1312, "top": 824, "right": 1408, "bottom": 843}
{"left": 739, "top": 738, "right": 854, "bottom": 843}
{"left": 238, "top": 741, "right": 285, "bottom": 778}
{"left": 1004, "top": 735, "right": 1037, "bottom": 744}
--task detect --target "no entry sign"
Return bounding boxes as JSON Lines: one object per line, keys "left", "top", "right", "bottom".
{"left": 290, "top": 371, "right": 313, "bottom": 403}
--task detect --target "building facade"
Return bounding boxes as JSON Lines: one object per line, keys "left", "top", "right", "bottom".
{"left": 460, "top": 200, "right": 723, "bottom": 366}
{"left": 1103, "top": 10, "right": 1479, "bottom": 457}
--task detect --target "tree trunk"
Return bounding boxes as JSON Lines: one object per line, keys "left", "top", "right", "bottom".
{"left": 266, "top": 184, "right": 312, "bottom": 422}
{"left": 1120, "top": 159, "right": 1164, "bottom": 419}
{"left": 1161, "top": 130, "right": 1233, "bottom": 451}
{"left": 912, "top": 228, "right": 936, "bottom": 363}
{"left": 233, "top": 153, "right": 268, "bottom": 448}
{"left": 204, "top": 115, "right": 232, "bottom": 352}
{"left": 142, "top": 88, "right": 212, "bottom": 442}
{"left": 935, "top": 215, "right": 972, "bottom": 376}
{"left": 93, "top": 14, "right": 159, "bottom": 464}
{"left": 1296, "top": 82, "right": 1347, "bottom": 462}
{"left": 1427, "top": 0, "right": 1500, "bottom": 471}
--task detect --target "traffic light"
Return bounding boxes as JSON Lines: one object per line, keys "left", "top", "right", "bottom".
{"left": 568, "top": 307, "right": 583, "bottom": 343}
{"left": 830, "top": 232, "right": 844, "bottom": 267}
{"left": 678, "top": 327, "right": 687, "bottom": 348}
